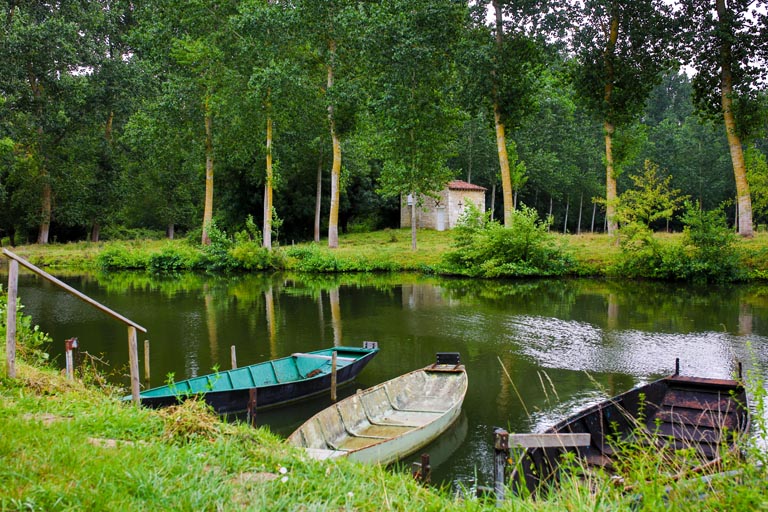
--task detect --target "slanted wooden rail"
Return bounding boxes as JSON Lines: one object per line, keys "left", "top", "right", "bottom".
{"left": 3, "top": 248, "right": 147, "bottom": 404}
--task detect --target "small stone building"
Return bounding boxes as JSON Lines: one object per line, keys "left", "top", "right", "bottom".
{"left": 400, "top": 180, "right": 487, "bottom": 231}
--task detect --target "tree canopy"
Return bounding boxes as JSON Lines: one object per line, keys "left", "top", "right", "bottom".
{"left": 1, "top": 1, "right": 766, "bottom": 247}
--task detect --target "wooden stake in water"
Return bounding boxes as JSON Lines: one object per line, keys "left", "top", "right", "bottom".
{"left": 231, "top": 345, "right": 237, "bottom": 369}
{"left": 5, "top": 259, "right": 18, "bottom": 379}
{"left": 247, "top": 388, "right": 257, "bottom": 427}
{"left": 144, "top": 340, "right": 150, "bottom": 384}
{"left": 493, "top": 427, "right": 510, "bottom": 505}
{"left": 331, "top": 351, "right": 338, "bottom": 402}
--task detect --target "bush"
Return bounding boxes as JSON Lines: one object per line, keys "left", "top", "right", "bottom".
{"left": 199, "top": 220, "right": 238, "bottom": 272}
{"left": 100, "top": 226, "right": 166, "bottom": 241}
{"left": 230, "top": 241, "right": 284, "bottom": 271}
{"left": 444, "top": 204, "right": 574, "bottom": 277}
{"left": 612, "top": 202, "right": 744, "bottom": 283}
{"left": 147, "top": 244, "right": 204, "bottom": 273}
{"left": 285, "top": 244, "right": 341, "bottom": 272}
{"left": 96, "top": 245, "right": 151, "bottom": 270}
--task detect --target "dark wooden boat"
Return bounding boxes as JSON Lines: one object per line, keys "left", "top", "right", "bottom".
{"left": 130, "top": 343, "right": 379, "bottom": 414}
{"left": 510, "top": 365, "right": 750, "bottom": 496}
{"left": 287, "top": 353, "right": 467, "bottom": 465}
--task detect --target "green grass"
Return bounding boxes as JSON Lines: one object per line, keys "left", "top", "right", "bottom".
{"left": 4, "top": 228, "right": 768, "bottom": 278}
{"left": 2, "top": 356, "right": 767, "bottom": 511}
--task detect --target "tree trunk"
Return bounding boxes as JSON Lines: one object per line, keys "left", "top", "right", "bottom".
{"left": 493, "top": 0, "right": 513, "bottom": 227}
{"left": 201, "top": 95, "right": 214, "bottom": 246}
{"left": 717, "top": 0, "right": 752, "bottom": 237}
{"left": 167, "top": 223, "right": 175, "bottom": 240}
{"left": 467, "top": 123, "right": 473, "bottom": 184}
{"left": 603, "top": 9, "right": 619, "bottom": 235}
{"left": 90, "top": 222, "right": 100, "bottom": 243}
{"left": 591, "top": 202, "right": 597, "bottom": 233}
{"left": 263, "top": 113, "right": 273, "bottom": 249}
{"left": 37, "top": 181, "right": 51, "bottom": 244}
{"left": 547, "top": 196, "right": 555, "bottom": 231}
{"left": 314, "top": 148, "right": 323, "bottom": 243}
{"left": 327, "top": 40, "right": 341, "bottom": 249}
{"left": 577, "top": 193, "right": 583, "bottom": 234}
{"left": 490, "top": 183, "right": 496, "bottom": 221}
{"left": 410, "top": 195, "right": 417, "bottom": 251}
{"left": 604, "top": 120, "right": 618, "bottom": 234}
{"left": 563, "top": 196, "right": 570, "bottom": 234}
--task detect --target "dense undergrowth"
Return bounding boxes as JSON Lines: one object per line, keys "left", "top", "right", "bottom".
{"left": 2, "top": 293, "right": 768, "bottom": 510}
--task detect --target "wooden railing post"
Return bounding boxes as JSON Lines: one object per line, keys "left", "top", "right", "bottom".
{"left": 128, "top": 326, "right": 140, "bottom": 404}
{"left": 331, "top": 351, "right": 338, "bottom": 402}
{"left": 2, "top": 249, "right": 147, "bottom": 401}
{"left": 144, "top": 340, "right": 151, "bottom": 384}
{"left": 5, "top": 259, "right": 18, "bottom": 378}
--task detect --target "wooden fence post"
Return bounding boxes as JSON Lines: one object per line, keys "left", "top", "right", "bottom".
{"left": 65, "top": 337, "right": 78, "bottom": 380}
{"left": 128, "top": 326, "right": 140, "bottom": 404}
{"left": 5, "top": 259, "right": 18, "bottom": 379}
{"left": 144, "top": 340, "right": 150, "bottom": 384}
{"left": 330, "top": 351, "right": 338, "bottom": 402}
{"left": 493, "top": 427, "right": 510, "bottom": 505}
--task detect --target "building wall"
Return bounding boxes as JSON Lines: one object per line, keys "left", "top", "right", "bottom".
{"left": 401, "top": 189, "right": 485, "bottom": 229}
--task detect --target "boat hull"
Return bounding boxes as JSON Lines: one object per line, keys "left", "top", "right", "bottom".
{"left": 135, "top": 346, "right": 379, "bottom": 414}
{"left": 288, "top": 356, "right": 468, "bottom": 466}
{"left": 510, "top": 374, "right": 750, "bottom": 495}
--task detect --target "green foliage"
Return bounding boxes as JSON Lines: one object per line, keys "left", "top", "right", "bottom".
{"left": 96, "top": 245, "right": 152, "bottom": 270}
{"left": 0, "top": 293, "right": 52, "bottom": 366}
{"left": 747, "top": 146, "right": 768, "bottom": 225}
{"left": 612, "top": 202, "right": 744, "bottom": 282}
{"left": 679, "top": 202, "right": 742, "bottom": 282}
{"left": 616, "top": 160, "right": 688, "bottom": 229}
{"left": 199, "top": 220, "right": 238, "bottom": 272}
{"left": 444, "top": 204, "right": 574, "bottom": 277}
{"left": 285, "top": 245, "right": 342, "bottom": 272}
{"left": 147, "top": 244, "right": 204, "bottom": 273}
{"left": 230, "top": 242, "right": 284, "bottom": 271}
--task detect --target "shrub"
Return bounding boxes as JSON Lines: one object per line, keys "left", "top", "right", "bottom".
{"left": 147, "top": 244, "right": 204, "bottom": 273}
{"left": 285, "top": 245, "right": 341, "bottom": 272}
{"left": 230, "top": 241, "right": 284, "bottom": 271}
{"left": 612, "top": 202, "right": 744, "bottom": 282}
{"left": 444, "top": 204, "right": 574, "bottom": 277}
{"left": 96, "top": 245, "right": 151, "bottom": 270}
{"left": 199, "top": 220, "right": 238, "bottom": 272}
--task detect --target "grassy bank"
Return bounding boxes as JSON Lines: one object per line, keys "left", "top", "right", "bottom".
{"left": 6, "top": 229, "right": 768, "bottom": 279}
{"left": 3, "top": 356, "right": 768, "bottom": 511}
{"left": 2, "top": 283, "right": 768, "bottom": 510}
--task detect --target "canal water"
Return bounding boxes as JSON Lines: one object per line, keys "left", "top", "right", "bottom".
{"left": 9, "top": 271, "right": 768, "bottom": 490}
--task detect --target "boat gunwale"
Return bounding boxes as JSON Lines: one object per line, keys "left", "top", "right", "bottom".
{"left": 136, "top": 346, "right": 379, "bottom": 400}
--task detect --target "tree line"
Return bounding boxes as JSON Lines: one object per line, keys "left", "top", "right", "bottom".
{"left": 1, "top": 0, "right": 767, "bottom": 250}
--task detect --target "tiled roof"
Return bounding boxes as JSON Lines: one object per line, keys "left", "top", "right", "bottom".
{"left": 448, "top": 180, "right": 487, "bottom": 191}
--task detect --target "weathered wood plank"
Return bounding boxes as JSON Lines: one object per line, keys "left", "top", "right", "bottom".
{"left": 509, "top": 433, "right": 591, "bottom": 449}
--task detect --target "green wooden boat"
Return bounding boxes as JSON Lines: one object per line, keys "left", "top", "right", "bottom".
{"left": 131, "top": 343, "right": 379, "bottom": 414}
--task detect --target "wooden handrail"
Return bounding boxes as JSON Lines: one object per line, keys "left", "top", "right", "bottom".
{"left": 3, "top": 248, "right": 145, "bottom": 403}
{"left": 2, "top": 248, "right": 146, "bottom": 332}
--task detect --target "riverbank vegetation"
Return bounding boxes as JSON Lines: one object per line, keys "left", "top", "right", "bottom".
{"left": 2, "top": 294, "right": 768, "bottom": 511}
{"left": 6, "top": 224, "right": 768, "bottom": 283}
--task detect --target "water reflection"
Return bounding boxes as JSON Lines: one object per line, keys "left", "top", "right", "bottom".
{"left": 8, "top": 270, "right": 768, "bottom": 487}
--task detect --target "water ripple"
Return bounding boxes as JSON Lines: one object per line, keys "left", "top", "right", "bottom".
{"left": 509, "top": 315, "right": 767, "bottom": 378}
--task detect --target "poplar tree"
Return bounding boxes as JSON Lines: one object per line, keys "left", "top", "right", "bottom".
{"left": 680, "top": 0, "right": 768, "bottom": 237}
{"left": 570, "top": 0, "right": 674, "bottom": 235}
